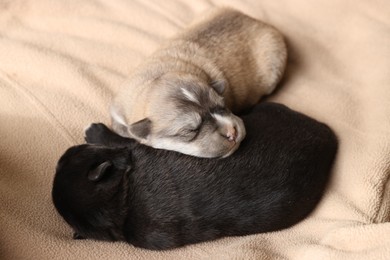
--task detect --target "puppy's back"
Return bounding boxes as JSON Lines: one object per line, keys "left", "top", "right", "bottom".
{"left": 179, "top": 8, "right": 287, "bottom": 111}
{"left": 238, "top": 103, "right": 337, "bottom": 227}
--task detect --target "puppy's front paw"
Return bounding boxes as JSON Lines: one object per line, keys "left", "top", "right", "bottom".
{"left": 84, "top": 123, "right": 111, "bottom": 144}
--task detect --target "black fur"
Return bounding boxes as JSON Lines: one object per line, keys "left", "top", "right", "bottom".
{"left": 52, "top": 102, "right": 338, "bottom": 250}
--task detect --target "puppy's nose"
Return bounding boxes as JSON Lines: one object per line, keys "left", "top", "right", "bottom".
{"left": 226, "top": 126, "right": 237, "bottom": 142}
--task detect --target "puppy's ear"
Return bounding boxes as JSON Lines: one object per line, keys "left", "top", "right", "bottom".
{"left": 88, "top": 161, "right": 112, "bottom": 182}
{"left": 129, "top": 118, "right": 152, "bottom": 140}
{"left": 210, "top": 79, "right": 226, "bottom": 95}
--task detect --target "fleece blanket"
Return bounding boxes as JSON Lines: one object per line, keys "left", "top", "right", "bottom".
{"left": 1, "top": 0, "right": 390, "bottom": 259}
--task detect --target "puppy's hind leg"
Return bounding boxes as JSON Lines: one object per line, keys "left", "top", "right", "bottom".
{"left": 253, "top": 26, "right": 287, "bottom": 95}
{"left": 85, "top": 123, "right": 136, "bottom": 148}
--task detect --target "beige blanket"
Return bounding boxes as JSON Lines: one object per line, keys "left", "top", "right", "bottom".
{"left": 1, "top": 0, "right": 390, "bottom": 259}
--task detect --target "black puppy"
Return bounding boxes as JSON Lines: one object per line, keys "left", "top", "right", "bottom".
{"left": 52, "top": 103, "right": 338, "bottom": 250}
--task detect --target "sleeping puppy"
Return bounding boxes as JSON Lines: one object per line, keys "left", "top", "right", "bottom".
{"left": 52, "top": 103, "right": 337, "bottom": 250}
{"left": 111, "top": 8, "right": 287, "bottom": 158}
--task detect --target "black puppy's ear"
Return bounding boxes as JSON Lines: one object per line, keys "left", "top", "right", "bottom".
{"left": 129, "top": 118, "right": 152, "bottom": 140}
{"left": 210, "top": 79, "right": 226, "bottom": 95}
{"left": 88, "top": 161, "right": 113, "bottom": 182}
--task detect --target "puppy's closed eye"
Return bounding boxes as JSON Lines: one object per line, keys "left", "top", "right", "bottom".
{"left": 177, "top": 124, "right": 202, "bottom": 141}
{"left": 184, "top": 124, "right": 201, "bottom": 133}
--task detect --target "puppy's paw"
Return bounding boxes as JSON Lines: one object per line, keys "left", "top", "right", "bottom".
{"left": 84, "top": 123, "right": 110, "bottom": 144}
{"left": 73, "top": 232, "right": 86, "bottom": 240}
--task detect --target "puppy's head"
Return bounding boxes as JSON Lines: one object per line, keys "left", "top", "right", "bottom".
{"left": 52, "top": 144, "right": 132, "bottom": 241}
{"left": 111, "top": 73, "right": 245, "bottom": 158}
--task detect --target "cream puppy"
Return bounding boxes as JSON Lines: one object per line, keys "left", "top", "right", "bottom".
{"left": 111, "top": 8, "right": 287, "bottom": 158}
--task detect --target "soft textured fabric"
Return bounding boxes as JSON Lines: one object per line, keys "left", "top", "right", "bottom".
{"left": 1, "top": 0, "right": 390, "bottom": 259}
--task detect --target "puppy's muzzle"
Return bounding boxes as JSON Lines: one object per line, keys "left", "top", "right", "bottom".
{"left": 226, "top": 126, "right": 237, "bottom": 143}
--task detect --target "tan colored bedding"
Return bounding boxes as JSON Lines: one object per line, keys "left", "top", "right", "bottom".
{"left": 1, "top": 0, "right": 390, "bottom": 259}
